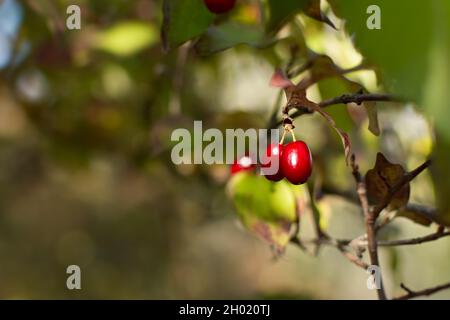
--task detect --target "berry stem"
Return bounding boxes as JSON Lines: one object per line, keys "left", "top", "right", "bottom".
{"left": 289, "top": 128, "right": 296, "bottom": 142}
{"left": 280, "top": 129, "right": 287, "bottom": 144}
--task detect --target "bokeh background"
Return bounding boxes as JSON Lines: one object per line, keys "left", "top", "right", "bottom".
{"left": 0, "top": 0, "right": 449, "bottom": 299}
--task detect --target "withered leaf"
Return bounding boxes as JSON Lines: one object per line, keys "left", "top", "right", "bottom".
{"left": 269, "top": 69, "right": 352, "bottom": 164}
{"left": 365, "top": 153, "right": 410, "bottom": 210}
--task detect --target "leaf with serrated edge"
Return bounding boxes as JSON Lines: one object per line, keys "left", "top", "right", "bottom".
{"left": 270, "top": 68, "right": 352, "bottom": 164}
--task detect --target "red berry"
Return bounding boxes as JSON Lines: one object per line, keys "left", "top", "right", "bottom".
{"left": 261, "top": 143, "right": 284, "bottom": 182}
{"left": 281, "top": 141, "right": 312, "bottom": 185}
{"left": 231, "top": 155, "right": 255, "bottom": 175}
{"left": 203, "top": 0, "right": 236, "bottom": 14}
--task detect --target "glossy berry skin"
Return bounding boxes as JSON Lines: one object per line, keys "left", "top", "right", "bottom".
{"left": 231, "top": 155, "right": 255, "bottom": 175}
{"left": 204, "top": 0, "right": 236, "bottom": 14}
{"left": 281, "top": 141, "right": 312, "bottom": 185}
{"left": 261, "top": 144, "right": 284, "bottom": 182}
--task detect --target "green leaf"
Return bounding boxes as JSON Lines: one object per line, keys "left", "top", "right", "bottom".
{"left": 268, "top": 180, "right": 297, "bottom": 222}
{"left": 318, "top": 78, "right": 354, "bottom": 132}
{"left": 161, "top": 0, "right": 215, "bottom": 51}
{"left": 227, "top": 173, "right": 298, "bottom": 251}
{"left": 196, "top": 22, "right": 274, "bottom": 55}
{"left": 396, "top": 204, "right": 447, "bottom": 227}
{"left": 266, "top": 0, "right": 309, "bottom": 33}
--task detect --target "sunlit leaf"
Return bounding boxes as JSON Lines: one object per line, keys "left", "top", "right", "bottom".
{"left": 161, "top": 0, "right": 214, "bottom": 51}
{"left": 96, "top": 21, "right": 158, "bottom": 57}
{"left": 196, "top": 22, "right": 274, "bottom": 55}
{"left": 396, "top": 204, "right": 448, "bottom": 227}
{"left": 227, "top": 172, "right": 298, "bottom": 252}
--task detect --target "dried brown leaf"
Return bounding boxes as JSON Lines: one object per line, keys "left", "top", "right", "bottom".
{"left": 365, "top": 153, "right": 410, "bottom": 210}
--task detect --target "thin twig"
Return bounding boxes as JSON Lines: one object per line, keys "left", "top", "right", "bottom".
{"left": 394, "top": 282, "right": 450, "bottom": 300}
{"left": 336, "top": 246, "right": 369, "bottom": 269}
{"left": 376, "top": 230, "right": 450, "bottom": 247}
{"left": 274, "top": 92, "right": 399, "bottom": 128}
{"left": 320, "top": 93, "right": 399, "bottom": 108}
{"left": 301, "top": 228, "right": 450, "bottom": 250}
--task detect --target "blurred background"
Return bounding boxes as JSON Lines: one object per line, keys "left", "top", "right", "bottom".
{"left": 0, "top": 0, "right": 449, "bottom": 299}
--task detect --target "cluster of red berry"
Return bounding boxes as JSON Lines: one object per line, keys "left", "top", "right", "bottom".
{"left": 206, "top": 0, "right": 313, "bottom": 185}
{"left": 203, "top": 0, "right": 236, "bottom": 14}
{"left": 262, "top": 140, "right": 312, "bottom": 185}
{"left": 231, "top": 129, "right": 313, "bottom": 185}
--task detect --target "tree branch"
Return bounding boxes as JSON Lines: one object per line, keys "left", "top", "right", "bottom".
{"left": 320, "top": 93, "right": 399, "bottom": 108}
{"left": 338, "top": 228, "right": 450, "bottom": 249}
{"left": 273, "top": 92, "right": 399, "bottom": 128}
{"left": 351, "top": 154, "right": 387, "bottom": 300}
{"left": 376, "top": 229, "right": 450, "bottom": 247}
{"left": 292, "top": 236, "right": 369, "bottom": 269}
{"left": 394, "top": 282, "right": 450, "bottom": 300}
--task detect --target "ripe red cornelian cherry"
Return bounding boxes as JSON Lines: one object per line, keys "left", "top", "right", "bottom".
{"left": 281, "top": 141, "right": 312, "bottom": 185}
{"left": 231, "top": 155, "right": 255, "bottom": 175}
{"left": 204, "top": 0, "right": 236, "bottom": 14}
{"left": 262, "top": 143, "right": 284, "bottom": 182}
